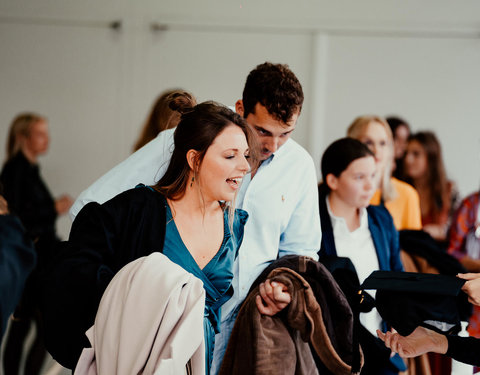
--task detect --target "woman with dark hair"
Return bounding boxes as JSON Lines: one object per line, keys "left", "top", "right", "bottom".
{"left": 404, "top": 131, "right": 457, "bottom": 242}
{"left": 318, "top": 137, "right": 404, "bottom": 374}
{"left": 132, "top": 89, "right": 197, "bottom": 151}
{"left": 42, "top": 100, "right": 260, "bottom": 373}
{"left": 386, "top": 116, "right": 411, "bottom": 180}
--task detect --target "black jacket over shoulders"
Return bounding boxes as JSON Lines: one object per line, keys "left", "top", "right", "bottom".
{"left": 40, "top": 187, "right": 167, "bottom": 369}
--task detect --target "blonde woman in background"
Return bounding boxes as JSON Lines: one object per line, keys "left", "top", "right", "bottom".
{"left": 133, "top": 89, "right": 197, "bottom": 152}
{"left": 347, "top": 115, "right": 422, "bottom": 231}
{"left": 1, "top": 113, "right": 72, "bottom": 375}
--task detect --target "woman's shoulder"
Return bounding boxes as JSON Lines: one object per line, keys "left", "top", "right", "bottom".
{"left": 367, "top": 204, "right": 395, "bottom": 226}
{"left": 1, "top": 152, "right": 29, "bottom": 175}
{"left": 106, "top": 184, "right": 164, "bottom": 205}
{"left": 391, "top": 177, "right": 418, "bottom": 197}
{"left": 79, "top": 185, "right": 164, "bottom": 219}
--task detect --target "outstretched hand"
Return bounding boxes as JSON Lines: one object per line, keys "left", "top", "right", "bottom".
{"left": 457, "top": 273, "right": 480, "bottom": 306}
{"left": 377, "top": 327, "right": 448, "bottom": 358}
{"left": 255, "top": 279, "right": 291, "bottom": 316}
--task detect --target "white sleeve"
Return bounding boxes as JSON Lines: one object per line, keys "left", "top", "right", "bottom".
{"left": 69, "top": 129, "right": 175, "bottom": 221}
{"left": 278, "top": 156, "right": 321, "bottom": 261}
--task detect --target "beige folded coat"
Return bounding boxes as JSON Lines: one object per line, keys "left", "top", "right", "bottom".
{"left": 74, "top": 252, "right": 206, "bottom": 375}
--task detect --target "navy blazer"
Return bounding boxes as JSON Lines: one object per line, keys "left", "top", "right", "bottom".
{"left": 318, "top": 191, "right": 403, "bottom": 273}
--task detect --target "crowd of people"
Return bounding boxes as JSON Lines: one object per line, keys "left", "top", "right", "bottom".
{"left": 1, "top": 61, "right": 479, "bottom": 374}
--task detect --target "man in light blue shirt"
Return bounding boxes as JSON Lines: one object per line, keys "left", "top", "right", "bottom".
{"left": 70, "top": 62, "right": 321, "bottom": 371}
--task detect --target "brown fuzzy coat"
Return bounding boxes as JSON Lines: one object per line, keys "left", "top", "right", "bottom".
{"left": 219, "top": 256, "right": 362, "bottom": 375}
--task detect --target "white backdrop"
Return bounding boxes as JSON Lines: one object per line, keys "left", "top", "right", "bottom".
{"left": 1, "top": 0, "right": 479, "bottom": 238}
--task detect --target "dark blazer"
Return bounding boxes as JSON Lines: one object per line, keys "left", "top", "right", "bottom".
{"left": 318, "top": 188, "right": 403, "bottom": 273}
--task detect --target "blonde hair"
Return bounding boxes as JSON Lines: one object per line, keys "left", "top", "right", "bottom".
{"left": 347, "top": 115, "right": 397, "bottom": 202}
{"left": 6, "top": 113, "right": 46, "bottom": 161}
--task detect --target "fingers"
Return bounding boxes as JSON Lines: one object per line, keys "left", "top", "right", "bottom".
{"left": 457, "top": 273, "right": 480, "bottom": 280}
{"left": 255, "top": 294, "right": 273, "bottom": 315}
{"left": 259, "top": 281, "right": 274, "bottom": 306}
{"left": 377, "top": 330, "right": 400, "bottom": 356}
{"left": 256, "top": 280, "right": 291, "bottom": 316}
{"left": 272, "top": 282, "right": 291, "bottom": 304}
{"left": 376, "top": 329, "right": 386, "bottom": 342}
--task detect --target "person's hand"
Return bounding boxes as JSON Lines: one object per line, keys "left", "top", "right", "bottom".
{"left": 377, "top": 326, "right": 448, "bottom": 358}
{"left": 255, "top": 279, "right": 291, "bottom": 316}
{"left": 457, "top": 273, "right": 480, "bottom": 306}
{"left": 55, "top": 195, "right": 73, "bottom": 215}
{"left": 423, "top": 223, "right": 447, "bottom": 241}
{"left": 0, "top": 195, "right": 9, "bottom": 215}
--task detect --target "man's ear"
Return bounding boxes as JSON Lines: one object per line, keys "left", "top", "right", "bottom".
{"left": 326, "top": 174, "right": 338, "bottom": 191}
{"left": 186, "top": 149, "right": 199, "bottom": 171}
{"left": 235, "top": 100, "right": 244, "bottom": 117}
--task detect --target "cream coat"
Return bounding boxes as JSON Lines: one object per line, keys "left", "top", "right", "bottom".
{"left": 74, "top": 252, "right": 206, "bottom": 375}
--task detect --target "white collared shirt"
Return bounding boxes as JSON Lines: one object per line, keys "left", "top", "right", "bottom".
{"left": 326, "top": 197, "right": 383, "bottom": 336}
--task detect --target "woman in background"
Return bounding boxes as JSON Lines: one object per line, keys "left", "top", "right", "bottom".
{"left": 0, "top": 113, "right": 72, "bottom": 375}
{"left": 133, "top": 89, "right": 197, "bottom": 151}
{"left": 318, "top": 137, "right": 404, "bottom": 374}
{"left": 347, "top": 115, "right": 422, "bottom": 231}
{"left": 386, "top": 116, "right": 411, "bottom": 180}
{"left": 404, "top": 131, "right": 458, "bottom": 244}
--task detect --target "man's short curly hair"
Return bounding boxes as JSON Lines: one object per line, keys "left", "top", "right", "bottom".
{"left": 242, "top": 62, "right": 304, "bottom": 125}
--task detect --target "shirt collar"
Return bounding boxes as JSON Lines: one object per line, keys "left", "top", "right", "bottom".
{"left": 258, "top": 138, "right": 292, "bottom": 167}
{"left": 326, "top": 195, "right": 368, "bottom": 233}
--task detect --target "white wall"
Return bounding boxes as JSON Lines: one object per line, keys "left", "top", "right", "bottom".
{"left": 1, "top": 0, "right": 480, "bottom": 238}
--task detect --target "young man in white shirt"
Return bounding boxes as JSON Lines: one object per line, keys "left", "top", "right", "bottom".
{"left": 71, "top": 62, "right": 321, "bottom": 371}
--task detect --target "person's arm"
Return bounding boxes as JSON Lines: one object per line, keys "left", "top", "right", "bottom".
{"left": 69, "top": 129, "right": 175, "bottom": 220}
{"left": 377, "top": 327, "right": 447, "bottom": 358}
{"left": 377, "top": 327, "right": 480, "bottom": 367}
{"left": 447, "top": 196, "right": 473, "bottom": 259}
{"left": 0, "top": 214, "right": 37, "bottom": 336}
{"left": 278, "top": 157, "right": 321, "bottom": 261}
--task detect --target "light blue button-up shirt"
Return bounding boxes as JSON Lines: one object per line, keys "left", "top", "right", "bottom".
{"left": 221, "top": 137, "right": 321, "bottom": 319}
{"left": 210, "top": 138, "right": 321, "bottom": 374}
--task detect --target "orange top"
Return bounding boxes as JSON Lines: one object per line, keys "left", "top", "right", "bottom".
{"left": 370, "top": 177, "right": 422, "bottom": 231}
